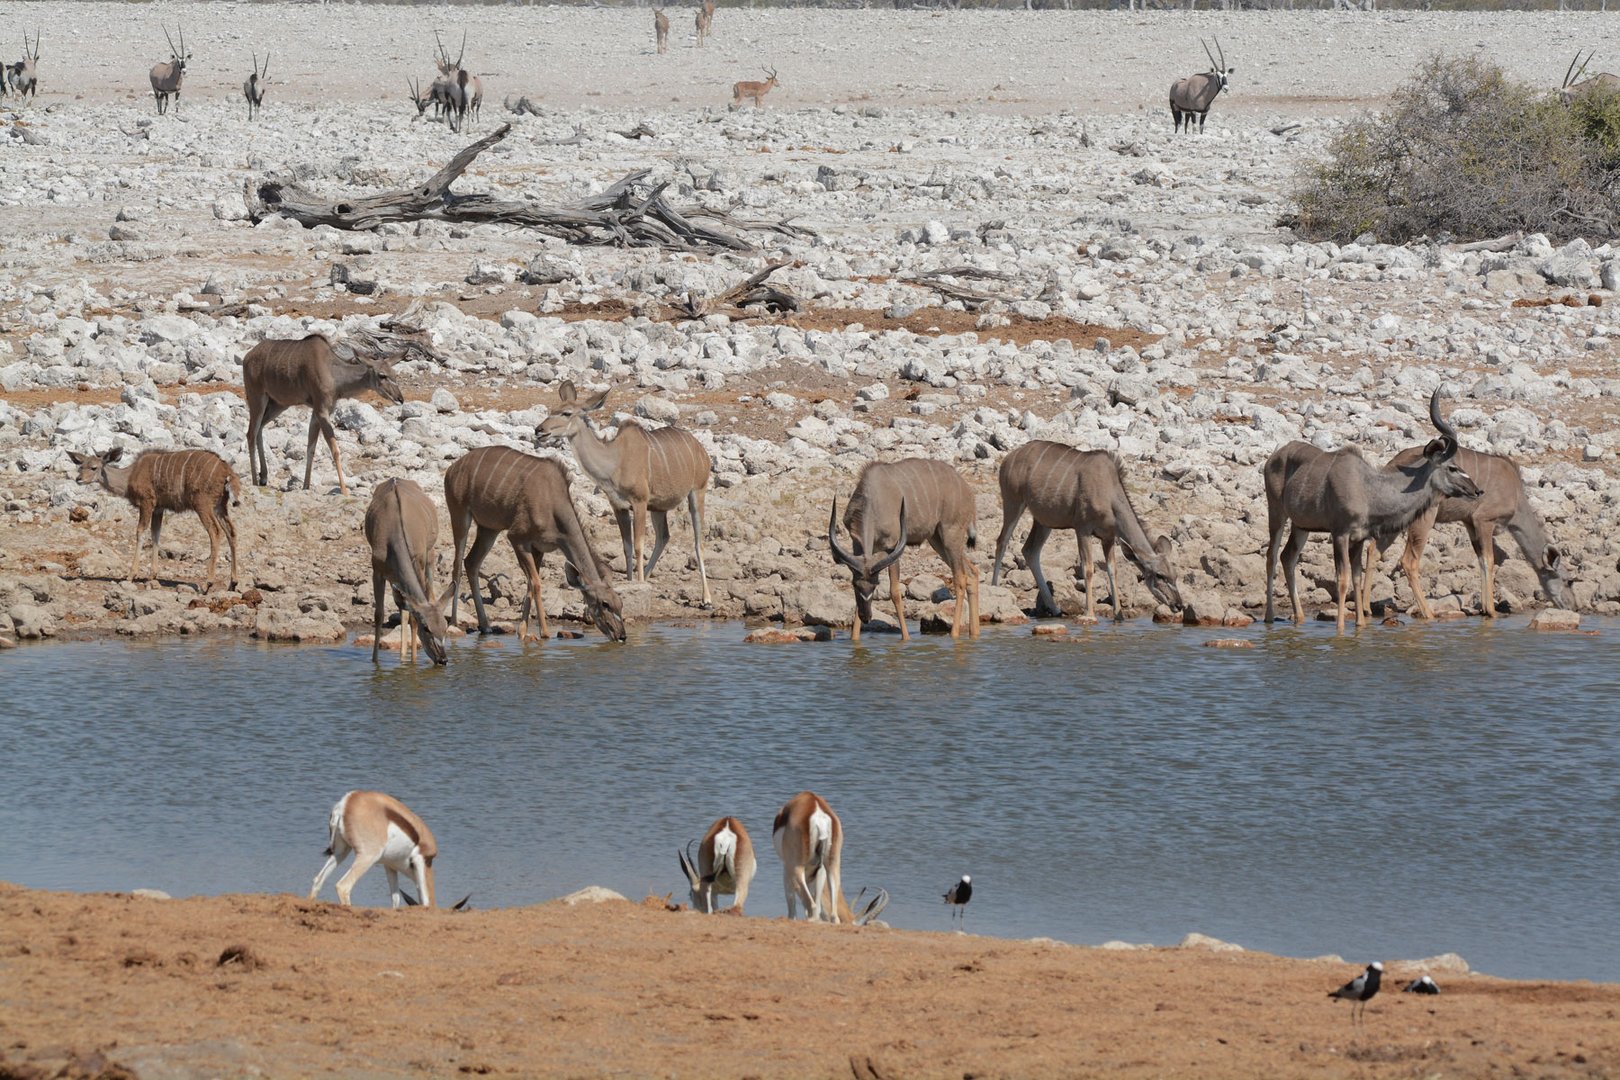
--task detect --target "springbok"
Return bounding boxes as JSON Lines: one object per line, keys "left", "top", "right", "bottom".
{"left": 443, "top": 445, "right": 627, "bottom": 643}
{"left": 991, "top": 441, "right": 1183, "bottom": 620}
{"left": 1377, "top": 445, "right": 1572, "bottom": 619}
{"left": 678, "top": 816, "right": 756, "bottom": 914}
{"left": 1263, "top": 389, "right": 1481, "bottom": 632}
{"left": 9, "top": 31, "right": 38, "bottom": 100}
{"left": 309, "top": 790, "right": 437, "bottom": 909}
{"left": 536, "top": 381, "right": 714, "bottom": 607}
{"left": 695, "top": 6, "right": 711, "bottom": 47}
{"left": 241, "top": 322, "right": 434, "bottom": 494}
{"left": 827, "top": 458, "right": 980, "bottom": 642}
{"left": 1169, "top": 38, "right": 1233, "bottom": 134}
{"left": 1560, "top": 51, "right": 1620, "bottom": 105}
{"left": 434, "top": 31, "right": 482, "bottom": 133}
{"left": 730, "top": 68, "right": 778, "bottom": 110}
{"left": 655, "top": 9, "right": 670, "bottom": 54}
{"left": 149, "top": 26, "right": 189, "bottom": 116}
{"left": 243, "top": 51, "right": 268, "bottom": 120}
{"left": 364, "top": 478, "right": 452, "bottom": 666}
{"left": 772, "top": 792, "right": 887, "bottom": 925}
{"left": 70, "top": 448, "right": 240, "bottom": 594}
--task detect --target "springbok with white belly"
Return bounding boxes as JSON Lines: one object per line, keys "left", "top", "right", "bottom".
{"left": 772, "top": 791, "right": 887, "bottom": 925}
{"left": 243, "top": 51, "right": 269, "bottom": 120}
{"left": 149, "top": 26, "right": 189, "bottom": 116}
{"left": 309, "top": 790, "right": 437, "bottom": 909}
{"left": 364, "top": 478, "right": 451, "bottom": 666}
{"left": 1169, "top": 38, "right": 1233, "bottom": 134}
{"left": 679, "top": 816, "right": 757, "bottom": 914}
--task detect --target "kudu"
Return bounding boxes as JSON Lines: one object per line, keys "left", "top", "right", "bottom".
{"left": 655, "top": 9, "right": 670, "bottom": 54}
{"left": 1169, "top": 37, "right": 1232, "bottom": 134}
{"left": 149, "top": 26, "right": 189, "bottom": 116}
{"left": 536, "top": 381, "right": 714, "bottom": 607}
{"left": 8, "top": 31, "right": 38, "bottom": 100}
{"left": 1560, "top": 51, "right": 1620, "bottom": 105}
{"left": 772, "top": 792, "right": 887, "bottom": 925}
{"left": 443, "top": 445, "right": 628, "bottom": 644}
{"left": 827, "top": 458, "right": 980, "bottom": 642}
{"left": 1377, "top": 445, "right": 1572, "bottom": 619}
{"left": 695, "top": 6, "right": 712, "bottom": 47}
{"left": 678, "top": 816, "right": 757, "bottom": 915}
{"left": 69, "top": 447, "right": 240, "bottom": 594}
{"left": 364, "top": 478, "right": 452, "bottom": 666}
{"left": 731, "top": 68, "right": 778, "bottom": 110}
{"left": 992, "top": 441, "right": 1183, "bottom": 621}
{"left": 309, "top": 790, "right": 437, "bottom": 909}
{"left": 243, "top": 51, "right": 269, "bottom": 120}
{"left": 1262, "top": 389, "right": 1481, "bottom": 632}
{"left": 434, "top": 30, "right": 482, "bottom": 133}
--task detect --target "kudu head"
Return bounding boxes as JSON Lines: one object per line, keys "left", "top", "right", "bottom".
{"left": 406, "top": 584, "right": 454, "bottom": 665}
{"left": 827, "top": 497, "right": 908, "bottom": 625}
{"left": 536, "top": 379, "right": 611, "bottom": 446}
{"left": 1418, "top": 388, "right": 1480, "bottom": 501}
{"left": 1201, "top": 37, "right": 1233, "bottom": 91}
{"left": 68, "top": 447, "right": 125, "bottom": 486}
{"left": 564, "top": 553, "right": 627, "bottom": 643}
{"left": 1119, "top": 533, "right": 1183, "bottom": 611}
{"left": 362, "top": 357, "right": 405, "bottom": 406}
{"left": 1537, "top": 546, "right": 1575, "bottom": 610}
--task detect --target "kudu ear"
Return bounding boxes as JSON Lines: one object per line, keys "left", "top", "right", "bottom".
{"left": 104, "top": 447, "right": 124, "bottom": 464}
{"left": 67, "top": 451, "right": 87, "bottom": 465}
{"left": 556, "top": 379, "right": 577, "bottom": 405}
{"left": 580, "top": 385, "right": 611, "bottom": 412}
{"left": 434, "top": 582, "right": 456, "bottom": 615}
{"left": 1154, "top": 534, "right": 1173, "bottom": 558}
{"left": 1545, "top": 545, "right": 1563, "bottom": 571}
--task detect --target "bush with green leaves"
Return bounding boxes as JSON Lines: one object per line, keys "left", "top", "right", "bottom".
{"left": 1292, "top": 54, "right": 1620, "bottom": 244}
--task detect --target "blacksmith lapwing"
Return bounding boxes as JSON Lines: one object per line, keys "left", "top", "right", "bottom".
{"left": 943, "top": 875, "right": 972, "bottom": 926}
{"left": 1403, "top": 975, "right": 1440, "bottom": 995}
{"left": 1328, "top": 961, "right": 1383, "bottom": 1023}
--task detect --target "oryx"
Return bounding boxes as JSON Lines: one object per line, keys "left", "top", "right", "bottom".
{"left": 1169, "top": 37, "right": 1234, "bottom": 134}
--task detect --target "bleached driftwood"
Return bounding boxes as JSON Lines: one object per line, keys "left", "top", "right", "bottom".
{"left": 677, "top": 260, "right": 800, "bottom": 319}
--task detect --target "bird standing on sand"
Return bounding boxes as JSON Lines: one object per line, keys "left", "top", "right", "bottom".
{"left": 943, "top": 875, "right": 972, "bottom": 926}
{"left": 1328, "top": 961, "right": 1383, "bottom": 1023}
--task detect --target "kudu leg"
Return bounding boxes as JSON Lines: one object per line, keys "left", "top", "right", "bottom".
{"left": 148, "top": 508, "right": 166, "bottom": 584}
{"left": 632, "top": 502, "right": 650, "bottom": 583}
{"left": 612, "top": 507, "right": 635, "bottom": 582}
{"left": 1281, "top": 527, "right": 1309, "bottom": 626}
{"left": 687, "top": 489, "right": 713, "bottom": 608}
{"left": 130, "top": 507, "right": 151, "bottom": 583}
{"left": 1472, "top": 522, "right": 1498, "bottom": 617}
{"left": 1022, "top": 523, "right": 1058, "bottom": 616}
{"left": 1078, "top": 534, "right": 1095, "bottom": 619}
{"left": 644, "top": 510, "right": 671, "bottom": 579}
{"left": 371, "top": 568, "right": 386, "bottom": 663}
{"left": 220, "top": 505, "right": 238, "bottom": 592}
{"left": 199, "top": 509, "right": 222, "bottom": 594}
{"left": 512, "top": 545, "right": 547, "bottom": 644}
{"left": 1400, "top": 529, "right": 1437, "bottom": 620}
{"left": 889, "top": 562, "right": 908, "bottom": 640}
{"left": 320, "top": 415, "right": 348, "bottom": 495}
{"left": 303, "top": 413, "right": 321, "bottom": 490}
{"left": 1104, "top": 541, "right": 1124, "bottom": 622}
{"left": 990, "top": 498, "right": 1023, "bottom": 588}
{"left": 1332, "top": 534, "right": 1353, "bottom": 634}
{"left": 462, "top": 526, "right": 501, "bottom": 633}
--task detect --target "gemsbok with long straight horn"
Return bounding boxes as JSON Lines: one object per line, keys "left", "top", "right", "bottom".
{"left": 243, "top": 51, "right": 269, "bottom": 120}
{"left": 1560, "top": 50, "right": 1620, "bottom": 105}
{"left": 730, "top": 67, "right": 778, "bottom": 110}
{"left": 679, "top": 816, "right": 757, "bottom": 915}
{"left": 9, "top": 31, "right": 39, "bottom": 100}
{"left": 828, "top": 458, "right": 980, "bottom": 642}
{"left": 992, "top": 441, "right": 1183, "bottom": 620}
{"left": 309, "top": 790, "right": 437, "bottom": 909}
{"left": 1169, "top": 37, "right": 1233, "bottom": 134}
{"left": 70, "top": 447, "right": 240, "bottom": 595}
{"left": 537, "top": 381, "right": 714, "bottom": 608}
{"left": 364, "top": 478, "right": 452, "bottom": 666}
{"left": 434, "top": 30, "right": 482, "bottom": 133}
{"left": 1263, "top": 388, "right": 1481, "bottom": 633}
{"left": 1376, "top": 445, "right": 1573, "bottom": 620}
{"left": 772, "top": 792, "right": 887, "bottom": 925}
{"left": 654, "top": 9, "right": 670, "bottom": 54}
{"left": 443, "top": 445, "right": 627, "bottom": 644}
{"left": 149, "top": 26, "right": 189, "bottom": 116}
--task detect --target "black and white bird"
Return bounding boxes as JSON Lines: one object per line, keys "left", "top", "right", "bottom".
{"left": 1403, "top": 975, "right": 1441, "bottom": 995}
{"left": 943, "top": 875, "right": 972, "bottom": 926}
{"left": 1328, "top": 961, "right": 1383, "bottom": 1023}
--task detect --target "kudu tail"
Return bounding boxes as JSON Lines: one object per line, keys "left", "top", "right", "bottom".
{"left": 228, "top": 470, "right": 242, "bottom": 508}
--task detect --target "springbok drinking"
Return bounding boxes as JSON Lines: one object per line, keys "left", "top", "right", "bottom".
{"left": 309, "top": 790, "right": 437, "bottom": 909}
{"left": 678, "top": 816, "right": 757, "bottom": 915}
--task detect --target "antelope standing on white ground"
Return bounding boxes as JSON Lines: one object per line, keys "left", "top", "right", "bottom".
{"left": 243, "top": 51, "right": 269, "bottom": 120}
{"left": 434, "top": 31, "right": 482, "bottom": 133}
{"left": 443, "top": 445, "right": 627, "bottom": 643}
{"left": 364, "top": 478, "right": 452, "bottom": 666}
{"left": 148, "top": 26, "right": 189, "bottom": 116}
{"left": 1377, "top": 445, "right": 1572, "bottom": 619}
{"left": 9, "top": 31, "right": 38, "bottom": 100}
{"left": 654, "top": 9, "right": 670, "bottom": 54}
{"left": 309, "top": 790, "right": 437, "bottom": 909}
{"left": 828, "top": 458, "right": 980, "bottom": 642}
{"left": 992, "top": 441, "right": 1183, "bottom": 620}
{"left": 679, "top": 816, "right": 756, "bottom": 914}
{"left": 1263, "top": 389, "right": 1480, "bottom": 632}
{"left": 1169, "top": 38, "right": 1232, "bottom": 134}
{"left": 772, "top": 792, "right": 887, "bottom": 925}
{"left": 70, "top": 448, "right": 240, "bottom": 595}
{"left": 730, "top": 68, "right": 778, "bottom": 110}
{"left": 537, "top": 381, "right": 714, "bottom": 606}
{"left": 695, "top": 6, "right": 712, "bottom": 47}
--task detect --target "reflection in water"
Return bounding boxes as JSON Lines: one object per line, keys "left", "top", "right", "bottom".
{"left": 2, "top": 618, "right": 1616, "bottom": 981}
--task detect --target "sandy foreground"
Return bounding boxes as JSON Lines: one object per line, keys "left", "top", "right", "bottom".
{"left": 0, "top": 884, "right": 1616, "bottom": 1080}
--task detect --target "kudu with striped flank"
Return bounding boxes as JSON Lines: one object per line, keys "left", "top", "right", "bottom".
{"left": 772, "top": 792, "right": 888, "bottom": 925}
{"left": 1169, "top": 37, "right": 1232, "bottom": 134}
{"left": 443, "top": 445, "right": 627, "bottom": 644}
{"left": 679, "top": 816, "right": 757, "bottom": 915}
{"left": 149, "top": 26, "right": 190, "bottom": 116}
{"left": 8, "top": 31, "right": 38, "bottom": 100}
{"left": 69, "top": 447, "right": 240, "bottom": 595}
{"left": 244, "top": 51, "right": 269, "bottom": 120}
{"left": 1560, "top": 51, "right": 1620, "bottom": 105}
{"left": 309, "top": 790, "right": 437, "bottom": 909}
{"left": 434, "top": 30, "right": 482, "bottom": 133}
{"left": 537, "top": 381, "right": 714, "bottom": 607}
{"left": 730, "top": 67, "right": 778, "bottom": 110}
{"left": 655, "top": 9, "right": 670, "bottom": 54}
{"left": 1263, "top": 389, "right": 1480, "bottom": 632}
{"left": 364, "top": 478, "right": 452, "bottom": 666}
{"left": 1378, "top": 445, "right": 1572, "bottom": 619}
{"left": 828, "top": 458, "right": 980, "bottom": 642}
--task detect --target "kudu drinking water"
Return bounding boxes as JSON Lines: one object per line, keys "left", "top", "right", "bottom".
{"left": 69, "top": 447, "right": 240, "bottom": 595}
{"left": 772, "top": 792, "right": 887, "bottom": 925}
{"left": 828, "top": 458, "right": 980, "bottom": 642}
{"left": 537, "top": 381, "right": 714, "bottom": 608}
{"left": 149, "top": 26, "right": 190, "bottom": 116}
{"left": 364, "top": 478, "right": 451, "bottom": 666}
{"left": 1169, "top": 37, "right": 1233, "bottom": 134}
{"left": 730, "top": 67, "right": 778, "bottom": 110}
{"left": 1262, "top": 389, "right": 1480, "bottom": 632}
{"left": 8, "top": 31, "right": 38, "bottom": 100}
{"left": 678, "top": 816, "right": 756, "bottom": 915}
{"left": 654, "top": 9, "right": 670, "bottom": 54}
{"left": 243, "top": 51, "right": 269, "bottom": 120}
{"left": 443, "top": 445, "right": 627, "bottom": 643}
{"left": 991, "top": 441, "right": 1183, "bottom": 620}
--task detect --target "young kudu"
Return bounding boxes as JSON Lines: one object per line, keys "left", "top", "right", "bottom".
{"left": 828, "top": 459, "right": 980, "bottom": 642}
{"left": 1169, "top": 37, "right": 1233, "bottom": 134}
{"left": 309, "top": 790, "right": 437, "bottom": 909}
{"left": 443, "top": 445, "right": 627, "bottom": 644}
{"left": 70, "top": 448, "right": 240, "bottom": 595}
{"left": 679, "top": 816, "right": 757, "bottom": 915}
{"left": 772, "top": 792, "right": 887, "bottom": 925}
{"left": 730, "top": 68, "right": 778, "bottom": 110}
{"left": 9, "top": 31, "right": 38, "bottom": 100}
{"left": 1263, "top": 390, "right": 1481, "bottom": 632}
{"left": 992, "top": 441, "right": 1183, "bottom": 620}
{"left": 1378, "top": 445, "right": 1572, "bottom": 619}
{"left": 364, "top": 478, "right": 451, "bottom": 666}
{"left": 654, "top": 9, "right": 670, "bottom": 54}
{"left": 149, "top": 26, "right": 189, "bottom": 116}
{"left": 243, "top": 52, "right": 269, "bottom": 120}
{"left": 537, "top": 381, "right": 714, "bottom": 607}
